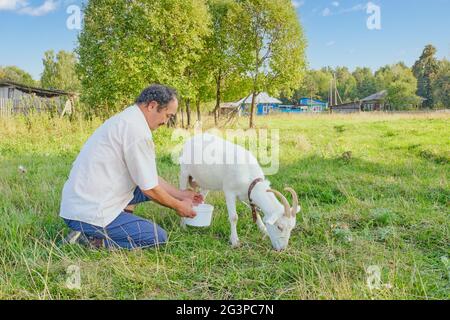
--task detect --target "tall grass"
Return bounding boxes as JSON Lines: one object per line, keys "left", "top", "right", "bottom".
{"left": 0, "top": 112, "right": 448, "bottom": 299}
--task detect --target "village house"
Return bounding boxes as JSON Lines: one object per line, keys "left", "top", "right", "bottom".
{"left": 330, "top": 90, "right": 389, "bottom": 113}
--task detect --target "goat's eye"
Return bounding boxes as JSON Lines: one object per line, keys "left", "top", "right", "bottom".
{"left": 277, "top": 225, "right": 284, "bottom": 231}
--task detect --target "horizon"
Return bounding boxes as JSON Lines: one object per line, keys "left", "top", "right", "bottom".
{"left": 0, "top": 0, "right": 449, "bottom": 80}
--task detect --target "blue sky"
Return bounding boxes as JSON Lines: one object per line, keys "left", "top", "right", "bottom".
{"left": 0, "top": 0, "right": 449, "bottom": 80}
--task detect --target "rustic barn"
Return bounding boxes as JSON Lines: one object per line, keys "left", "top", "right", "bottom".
{"left": 330, "top": 101, "right": 362, "bottom": 113}
{"left": 361, "top": 90, "right": 388, "bottom": 111}
{"left": 330, "top": 90, "right": 392, "bottom": 113}
{"left": 0, "top": 80, "right": 74, "bottom": 117}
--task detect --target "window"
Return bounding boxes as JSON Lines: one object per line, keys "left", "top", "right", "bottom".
{"left": 8, "top": 88, "right": 14, "bottom": 99}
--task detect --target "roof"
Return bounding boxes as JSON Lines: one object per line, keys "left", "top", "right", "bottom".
{"left": 0, "top": 80, "right": 72, "bottom": 98}
{"left": 361, "top": 90, "right": 387, "bottom": 102}
{"left": 299, "top": 97, "right": 328, "bottom": 106}
{"left": 236, "top": 92, "right": 282, "bottom": 105}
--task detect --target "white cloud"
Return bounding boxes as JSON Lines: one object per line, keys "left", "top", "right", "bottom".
{"left": 322, "top": 7, "right": 331, "bottom": 16}
{"left": 321, "top": 3, "right": 367, "bottom": 17}
{"left": 292, "top": 1, "right": 305, "bottom": 9}
{"left": 18, "top": 0, "right": 58, "bottom": 16}
{"left": 340, "top": 3, "right": 367, "bottom": 14}
{"left": 326, "top": 40, "right": 336, "bottom": 47}
{"left": 0, "top": 0, "right": 59, "bottom": 16}
{"left": 0, "top": 0, "right": 27, "bottom": 10}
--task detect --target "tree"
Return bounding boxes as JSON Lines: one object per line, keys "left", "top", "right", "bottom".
{"left": 294, "top": 70, "right": 318, "bottom": 102}
{"left": 412, "top": 44, "right": 439, "bottom": 108}
{"left": 292, "top": 68, "right": 333, "bottom": 103}
{"left": 41, "top": 50, "right": 81, "bottom": 92}
{"left": 352, "top": 67, "right": 376, "bottom": 99}
{"left": 230, "top": 0, "right": 306, "bottom": 128}
{"left": 0, "top": 66, "right": 37, "bottom": 86}
{"left": 375, "top": 63, "right": 421, "bottom": 110}
{"left": 77, "top": 0, "right": 211, "bottom": 117}
{"left": 432, "top": 59, "right": 450, "bottom": 108}
{"left": 335, "top": 66, "right": 357, "bottom": 102}
{"left": 190, "top": 0, "right": 240, "bottom": 125}
{"left": 41, "top": 51, "right": 57, "bottom": 90}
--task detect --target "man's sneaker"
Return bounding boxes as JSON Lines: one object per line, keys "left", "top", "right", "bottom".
{"left": 62, "top": 231, "right": 105, "bottom": 249}
{"left": 86, "top": 237, "right": 105, "bottom": 249}
{"left": 62, "top": 230, "right": 82, "bottom": 244}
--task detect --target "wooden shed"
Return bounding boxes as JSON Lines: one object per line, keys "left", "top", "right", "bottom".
{"left": 330, "top": 90, "right": 391, "bottom": 113}
{"left": 330, "top": 101, "right": 362, "bottom": 113}
{"left": 0, "top": 80, "right": 74, "bottom": 116}
{"left": 361, "top": 90, "right": 388, "bottom": 111}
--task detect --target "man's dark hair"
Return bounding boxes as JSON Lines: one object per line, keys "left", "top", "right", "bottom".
{"left": 135, "top": 84, "right": 178, "bottom": 111}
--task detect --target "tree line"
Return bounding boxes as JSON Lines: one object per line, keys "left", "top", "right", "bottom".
{"left": 0, "top": 51, "right": 81, "bottom": 93}
{"left": 75, "top": 0, "right": 306, "bottom": 128}
{"left": 293, "top": 45, "right": 449, "bottom": 110}
{"left": 1, "top": 2, "right": 448, "bottom": 124}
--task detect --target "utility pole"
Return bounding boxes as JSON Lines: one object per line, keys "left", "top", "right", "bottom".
{"left": 334, "top": 74, "right": 337, "bottom": 107}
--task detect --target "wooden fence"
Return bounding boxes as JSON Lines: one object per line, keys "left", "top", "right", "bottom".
{"left": 0, "top": 98, "right": 13, "bottom": 117}
{"left": 0, "top": 96, "right": 68, "bottom": 117}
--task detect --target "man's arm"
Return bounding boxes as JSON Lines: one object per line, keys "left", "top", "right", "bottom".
{"left": 158, "top": 176, "right": 204, "bottom": 204}
{"left": 158, "top": 176, "right": 183, "bottom": 200}
{"left": 142, "top": 185, "right": 196, "bottom": 218}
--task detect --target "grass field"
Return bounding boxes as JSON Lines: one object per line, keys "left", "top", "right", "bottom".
{"left": 0, "top": 112, "right": 449, "bottom": 299}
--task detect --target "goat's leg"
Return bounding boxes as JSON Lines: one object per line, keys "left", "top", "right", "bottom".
{"left": 225, "top": 192, "right": 240, "bottom": 248}
{"left": 199, "top": 189, "right": 209, "bottom": 201}
{"left": 179, "top": 170, "right": 189, "bottom": 229}
{"left": 255, "top": 213, "right": 269, "bottom": 238}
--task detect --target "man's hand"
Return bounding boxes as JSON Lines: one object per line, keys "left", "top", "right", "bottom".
{"left": 176, "top": 198, "right": 197, "bottom": 218}
{"left": 179, "top": 190, "right": 204, "bottom": 205}
{"left": 144, "top": 185, "right": 196, "bottom": 218}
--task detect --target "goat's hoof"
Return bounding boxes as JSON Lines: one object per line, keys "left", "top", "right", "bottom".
{"left": 230, "top": 240, "right": 241, "bottom": 248}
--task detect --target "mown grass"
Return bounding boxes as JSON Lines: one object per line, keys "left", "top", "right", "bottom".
{"left": 0, "top": 112, "right": 449, "bottom": 299}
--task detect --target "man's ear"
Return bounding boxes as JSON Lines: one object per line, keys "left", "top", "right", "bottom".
{"left": 147, "top": 101, "right": 158, "bottom": 110}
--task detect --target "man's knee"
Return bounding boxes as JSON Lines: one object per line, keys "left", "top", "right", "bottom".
{"left": 137, "top": 221, "right": 167, "bottom": 247}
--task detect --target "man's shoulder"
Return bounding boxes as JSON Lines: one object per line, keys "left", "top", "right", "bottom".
{"left": 116, "top": 105, "right": 152, "bottom": 141}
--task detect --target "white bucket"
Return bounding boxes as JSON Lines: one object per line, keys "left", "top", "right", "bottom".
{"left": 184, "top": 204, "right": 214, "bottom": 227}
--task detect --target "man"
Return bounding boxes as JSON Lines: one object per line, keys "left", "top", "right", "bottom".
{"left": 60, "top": 84, "right": 202, "bottom": 249}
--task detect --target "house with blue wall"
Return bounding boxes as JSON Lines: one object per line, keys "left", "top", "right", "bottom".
{"left": 220, "top": 94, "right": 328, "bottom": 116}
{"left": 235, "top": 92, "right": 282, "bottom": 115}
{"left": 298, "top": 98, "right": 328, "bottom": 112}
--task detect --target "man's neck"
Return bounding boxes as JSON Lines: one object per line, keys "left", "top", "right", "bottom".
{"left": 137, "top": 104, "right": 153, "bottom": 132}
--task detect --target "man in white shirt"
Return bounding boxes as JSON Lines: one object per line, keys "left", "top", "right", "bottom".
{"left": 60, "top": 84, "right": 202, "bottom": 249}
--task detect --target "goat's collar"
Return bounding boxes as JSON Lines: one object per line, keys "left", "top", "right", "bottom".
{"left": 248, "top": 177, "right": 264, "bottom": 223}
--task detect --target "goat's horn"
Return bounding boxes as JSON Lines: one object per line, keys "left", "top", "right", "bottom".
{"left": 267, "top": 189, "right": 290, "bottom": 217}
{"left": 284, "top": 187, "right": 299, "bottom": 217}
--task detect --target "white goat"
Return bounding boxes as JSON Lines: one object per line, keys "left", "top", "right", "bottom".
{"left": 179, "top": 133, "right": 300, "bottom": 251}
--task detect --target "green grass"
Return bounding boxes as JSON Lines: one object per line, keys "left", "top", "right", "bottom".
{"left": 0, "top": 112, "right": 449, "bottom": 299}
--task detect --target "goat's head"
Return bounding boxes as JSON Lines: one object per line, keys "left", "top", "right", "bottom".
{"left": 250, "top": 182, "right": 300, "bottom": 251}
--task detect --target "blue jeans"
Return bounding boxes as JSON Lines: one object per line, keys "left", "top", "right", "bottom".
{"left": 63, "top": 187, "right": 167, "bottom": 249}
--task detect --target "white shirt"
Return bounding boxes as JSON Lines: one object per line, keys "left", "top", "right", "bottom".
{"left": 60, "top": 105, "right": 159, "bottom": 227}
